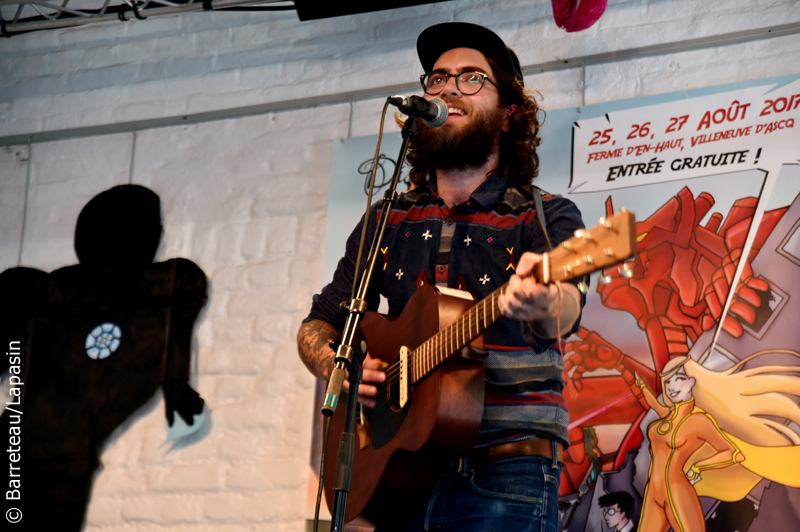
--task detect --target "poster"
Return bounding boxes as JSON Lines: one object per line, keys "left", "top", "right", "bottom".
{"left": 310, "top": 74, "right": 800, "bottom": 532}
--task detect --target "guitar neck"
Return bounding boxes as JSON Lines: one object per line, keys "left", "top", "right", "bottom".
{"left": 410, "top": 282, "right": 508, "bottom": 384}
{"left": 408, "top": 208, "right": 637, "bottom": 384}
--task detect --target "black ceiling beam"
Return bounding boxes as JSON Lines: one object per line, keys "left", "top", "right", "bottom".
{"left": 294, "top": 0, "right": 452, "bottom": 21}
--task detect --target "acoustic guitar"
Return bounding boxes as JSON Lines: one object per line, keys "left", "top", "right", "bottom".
{"left": 323, "top": 209, "right": 637, "bottom": 529}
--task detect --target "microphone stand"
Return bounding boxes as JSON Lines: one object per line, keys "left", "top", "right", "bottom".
{"left": 322, "top": 116, "right": 419, "bottom": 532}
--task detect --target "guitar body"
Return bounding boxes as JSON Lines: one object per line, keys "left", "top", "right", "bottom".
{"left": 323, "top": 285, "right": 487, "bottom": 529}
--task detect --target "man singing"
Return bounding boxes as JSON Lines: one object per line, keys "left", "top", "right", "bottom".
{"left": 298, "top": 22, "right": 586, "bottom": 532}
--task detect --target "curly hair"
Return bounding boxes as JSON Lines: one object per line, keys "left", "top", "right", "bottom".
{"left": 404, "top": 54, "right": 544, "bottom": 191}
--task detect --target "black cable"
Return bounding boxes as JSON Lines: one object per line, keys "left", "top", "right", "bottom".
{"left": 131, "top": 2, "right": 146, "bottom": 20}
{"left": 313, "top": 415, "right": 332, "bottom": 532}
{"left": 350, "top": 97, "right": 392, "bottom": 301}
{"left": 358, "top": 154, "right": 397, "bottom": 197}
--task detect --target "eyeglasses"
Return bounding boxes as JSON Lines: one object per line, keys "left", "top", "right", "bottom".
{"left": 603, "top": 508, "right": 618, "bottom": 516}
{"left": 420, "top": 70, "right": 498, "bottom": 96}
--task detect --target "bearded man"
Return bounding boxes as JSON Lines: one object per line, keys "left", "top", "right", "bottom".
{"left": 298, "top": 22, "right": 587, "bottom": 532}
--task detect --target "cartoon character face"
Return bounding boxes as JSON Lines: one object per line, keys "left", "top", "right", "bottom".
{"left": 664, "top": 367, "right": 696, "bottom": 404}
{"left": 603, "top": 503, "right": 626, "bottom": 530}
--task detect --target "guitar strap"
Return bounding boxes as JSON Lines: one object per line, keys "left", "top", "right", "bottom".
{"left": 430, "top": 183, "right": 552, "bottom": 288}
{"left": 532, "top": 186, "right": 554, "bottom": 252}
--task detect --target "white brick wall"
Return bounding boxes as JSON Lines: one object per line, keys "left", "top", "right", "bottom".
{"left": 19, "top": 134, "right": 132, "bottom": 271}
{"left": 3, "top": 0, "right": 800, "bottom": 137}
{"left": 0, "top": 145, "right": 29, "bottom": 271}
{"left": 1, "top": 0, "right": 799, "bottom": 530}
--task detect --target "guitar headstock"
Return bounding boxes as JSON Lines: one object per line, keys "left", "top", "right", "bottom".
{"left": 536, "top": 209, "right": 637, "bottom": 284}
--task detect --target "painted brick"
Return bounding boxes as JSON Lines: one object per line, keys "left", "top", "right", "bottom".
{"left": 136, "top": 426, "right": 214, "bottom": 466}
{"left": 264, "top": 217, "right": 299, "bottom": 257}
{"left": 83, "top": 495, "right": 123, "bottom": 527}
{"left": 247, "top": 260, "right": 290, "bottom": 288}
{"left": 200, "top": 341, "right": 269, "bottom": 377}
{"left": 227, "top": 290, "right": 274, "bottom": 317}
{"left": 120, "top": 493, "right": 206, "bottom": 523}
{"left": 212, "top": 265, "right": 252, "bottom": 292}
{"left": 201, "top": 492, "right": 247, "bottom": 522}
{"left": 210, "top": 316, "right": 254, "bottom": 345}
{"left": 95, "top": 462, "right": 152, "bottom": 494}
{"left": 209, "top": 375, "right": 258, "bottom": 404}
{"left": 0, "top": 145, "right": 29, "bottom": 271}
{"left": 209, "top": 397, "right": 280, "bottom": 432}
{"left": 160, "top": 463, "right": 227, "bottom": 492}
{"left": 227, "top": 457, "right": 306, "bottom": 491}
{"left": 226, "top": 342, "right": 275, "bottom": 376}
{"left": 254, "top": 314, "right": 296, "bottom": 345}
{"left": 6, "top": 3, "right": 800, "bottom": 532}
{"left": 215, "top": 432, "right": 269, "bottom": 461}
{"left": 296, "top": 210, "right": 328, "bottom": 260}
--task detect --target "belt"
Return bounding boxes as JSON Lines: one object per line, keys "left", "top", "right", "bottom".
{"left": 470, "top": 437, "right": 564, "bottom": 466}
{"left": 446, "top": 437, "right": 564, "bottom": 476}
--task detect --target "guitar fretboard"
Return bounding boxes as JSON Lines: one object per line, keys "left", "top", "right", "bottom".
{"left": 409, "top": 282, "right": 508, "bottom": 383}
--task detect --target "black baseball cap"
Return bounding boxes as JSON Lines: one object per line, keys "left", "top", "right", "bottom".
{"left": 417, "top": 22, "right": 524, "bottom": 87}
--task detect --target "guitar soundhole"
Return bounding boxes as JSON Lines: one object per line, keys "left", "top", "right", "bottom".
{"left": 386, "top": 371, "right": 408, "bottom": 412}
{"left": 370, "top": 355, "right": 411, "bottom": 449}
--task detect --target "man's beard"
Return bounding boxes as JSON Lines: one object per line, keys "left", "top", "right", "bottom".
{"left": 413, "top": 101, "right": 505, "bottom": 171}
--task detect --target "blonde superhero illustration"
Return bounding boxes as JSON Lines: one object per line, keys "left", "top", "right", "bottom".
{"left": 635, "top": 353, "right": 800, "bottom": 532}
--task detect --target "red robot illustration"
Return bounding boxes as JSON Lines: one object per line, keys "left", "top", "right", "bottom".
{"left": 556, "top": 186, "right": 788, "bottom": 497}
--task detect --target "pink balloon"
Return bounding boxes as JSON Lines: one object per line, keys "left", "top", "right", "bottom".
{"left": 552, "top": 0, "right": 608, "bottom": 32}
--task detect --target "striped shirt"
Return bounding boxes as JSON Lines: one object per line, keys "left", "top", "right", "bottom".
{"left": 306, "top": 173, "right": 586, "bottom": 446}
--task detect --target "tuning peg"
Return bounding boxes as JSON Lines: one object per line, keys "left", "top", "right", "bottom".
{"left": 577, "top": 281, "right": 589, "bottom": 294}
{"left": 574, "top": 229, "right": 591, "bottom": 240}
{"left": 598, "top": 274, "right": 613, "bottom": 285}
{"left": 618, "top": 263, "right": 635, "bottom": 278}
{"left": 598, "top": 217, "right": 612, "bottom": 230}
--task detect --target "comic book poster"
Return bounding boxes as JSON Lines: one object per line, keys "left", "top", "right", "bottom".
{"left": 308, "top": 74, "right": 800, "bottom": 532}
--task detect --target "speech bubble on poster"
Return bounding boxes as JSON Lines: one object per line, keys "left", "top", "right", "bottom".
{"left": 570, "top": 79, "right": 800, "bottom": 192}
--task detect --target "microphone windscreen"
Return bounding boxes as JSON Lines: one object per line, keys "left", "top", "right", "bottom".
{"left": 422, "top": 98, "right": 448, "bottom": 128}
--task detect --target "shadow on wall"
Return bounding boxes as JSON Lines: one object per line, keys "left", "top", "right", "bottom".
{"left": 0, "top": 184, "right": 209, "bottom": 531}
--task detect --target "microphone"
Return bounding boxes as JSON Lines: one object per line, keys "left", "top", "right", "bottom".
{"left": 389, "top": 95, "right": 448, "bottom": 127}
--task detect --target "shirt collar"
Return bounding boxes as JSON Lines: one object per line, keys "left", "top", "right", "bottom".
{"left": 424, "top": 172, "right": 510, "bottom": 210}
{"left": 470, "top": 172, "right": 511, "bottom": 210}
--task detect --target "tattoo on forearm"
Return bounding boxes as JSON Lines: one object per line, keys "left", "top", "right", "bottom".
{"left": 297, "top": 320, "right": 341, "bottom": 380}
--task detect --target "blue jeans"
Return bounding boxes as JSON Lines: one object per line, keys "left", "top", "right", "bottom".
{"left": 384, "top": 456, "right": 562, "bottom": 532}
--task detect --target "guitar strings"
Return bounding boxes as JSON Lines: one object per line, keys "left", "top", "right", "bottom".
{"left": 372, "top": 292, "right": 503, "bottom": 393}
{"left": 380, "top": 289, "right": 502, "bottom": 390}
{"left": 374, "top": 276, "right": 568, "bottom": 392}
{"left": 377, "top": 297, "right": 489, "bottom": 385}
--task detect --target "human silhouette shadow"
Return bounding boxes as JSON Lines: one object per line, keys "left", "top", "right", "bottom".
{"left": 1, "top": 184, "right": 207, "bottom": 531}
